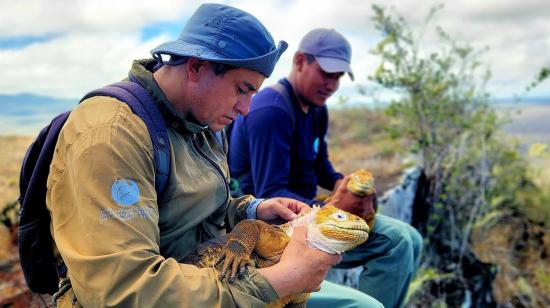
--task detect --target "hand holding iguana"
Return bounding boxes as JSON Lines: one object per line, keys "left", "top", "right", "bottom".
{"left": 182, "top": 205, "right": 369, "bottom": 307}
{"left": 327, "top": 169, "right": 378, "bottom": 229}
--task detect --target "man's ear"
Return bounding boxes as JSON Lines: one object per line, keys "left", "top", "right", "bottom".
{"left": 294, "top": 52, "right": 306, "bottom": 72}
{"left": 187, "top": 57, "right": 206, "bottom": 82}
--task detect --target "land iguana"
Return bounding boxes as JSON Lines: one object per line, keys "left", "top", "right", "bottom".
{"left": 182, "top": 205, "right": 369, "bottom": 307}
{"left": 346, "top": 169, "right": 376, "bottom": 197}
{"left": 346, "top": 169, "right": 377, "bottom": 228}
{"left": 182, "top": 169, "right": 375, "bottom": 307}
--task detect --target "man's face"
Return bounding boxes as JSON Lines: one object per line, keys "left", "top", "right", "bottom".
{"left": 191, "top": 63, "right": 264, "bottom": 131}
{"left": 296, "top": 56, "right": 344, "bottom": 107}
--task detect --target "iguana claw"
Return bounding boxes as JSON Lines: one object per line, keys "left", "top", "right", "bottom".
{"left": 215, "top": 240, "right": 254, "bottom": 282}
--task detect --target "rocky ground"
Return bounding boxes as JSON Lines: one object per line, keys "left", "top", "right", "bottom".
{"left": 0, "top": 224, "right": 50, "bottom": 307}
{"left": 0, "top": 135, "right": 53, "bottom": 306}
{"left": 471, "top": 211, "right": 550, "bottom": 307}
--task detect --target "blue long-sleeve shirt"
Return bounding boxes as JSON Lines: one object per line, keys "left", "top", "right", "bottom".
{"left": 228, "top": 78, "right": 343, "bottom": 205}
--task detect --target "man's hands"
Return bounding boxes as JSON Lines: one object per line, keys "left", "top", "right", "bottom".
{"left": 327, "top": 176, "right": 376, "bottom": 223}
{"left": 257, "top": 225, "right": 341, "bottom": 298}
{"left": 252, "top": 178, "right": 375, "bottom": 298}
{"left": 256, "top": 197, "right": 311, "bottom": 223}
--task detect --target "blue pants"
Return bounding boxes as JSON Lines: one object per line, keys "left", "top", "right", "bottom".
{"left": 308, "top": 214, "right": 423, "bottom": 308}
{"left": 307, "top": 280, "right": 383, "bottom": 308}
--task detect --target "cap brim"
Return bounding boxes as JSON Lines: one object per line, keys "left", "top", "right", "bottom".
{"left": 151, "top": 39, "right": 288, "bottom": 77}
{"left": 315, "top": 56, "right": 354, "bottom": 81}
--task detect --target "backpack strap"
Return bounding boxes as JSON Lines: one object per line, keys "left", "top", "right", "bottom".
{"left": 227, "top": 81, "right": 294, "bottom": 154}
{"left": 270, "top": 81, "right": 327, "bottom": 163}
{"left": 80, "top": 81, "right": 171, "bottom": 195}
{"left": 270, "top": 82, "right": 296, "bottom": 129}
{"left": 271, "top": 81, "right": 327, "bottom": 137}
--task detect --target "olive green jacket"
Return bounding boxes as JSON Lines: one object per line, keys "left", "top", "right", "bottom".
{"left": 46, "top": 59, "right": 278, "bottom": 307}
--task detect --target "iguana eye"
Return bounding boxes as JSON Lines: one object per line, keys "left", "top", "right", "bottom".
{"left": 332, "top": 212, "right": 347, "bottom": 220}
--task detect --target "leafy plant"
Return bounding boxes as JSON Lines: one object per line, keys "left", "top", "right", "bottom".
{"left": 525, "top": 65, "right": 550, "bottom": 93}
{"left": 368, "top": 4, "right": 546, "bottom": 306}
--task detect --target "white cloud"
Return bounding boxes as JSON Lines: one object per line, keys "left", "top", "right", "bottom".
{"left": 0, "top": 0, "right": 194, "bottom": 37}
{"left": 0, "top": 0, "right": 549, "bottom": 100}
{"left": 0, "top": 32, "right": 169, "bottom": 97}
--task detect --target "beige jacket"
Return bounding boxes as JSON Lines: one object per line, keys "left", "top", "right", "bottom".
{"left": 46, "top": 59, "right": 278, "bottom": 307}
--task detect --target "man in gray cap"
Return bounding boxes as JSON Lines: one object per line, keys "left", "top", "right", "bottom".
{"left": 46, "top": 4, "right": 343, "bottom": 307}
{"left": 229, "top": 28, "right": 423, "bottom": 307}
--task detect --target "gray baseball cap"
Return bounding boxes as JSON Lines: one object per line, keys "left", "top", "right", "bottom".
{"left": 151, "top": 3, "right": 287, "bottom": 77}
{"left": 298, "top": 28, "right": 354, "bottom": 80}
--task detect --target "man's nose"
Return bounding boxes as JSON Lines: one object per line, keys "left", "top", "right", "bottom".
{"left": 235, "top": 95, "right": 252, "bottom": 116}
{"left": 326, "top": 77, "right": 339, "bottom": 92}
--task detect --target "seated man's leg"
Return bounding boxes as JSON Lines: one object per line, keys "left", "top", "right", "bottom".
{"left": 307, "top": 280, "right": 384, "bottom": 308}
{"left": 336, "top": 214, "right": 423, "bottom": 308}
{"left": 408, "top": 222, "right": 423, "bottom": 273}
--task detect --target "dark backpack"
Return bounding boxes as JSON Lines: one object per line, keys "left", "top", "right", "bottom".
{"left": 18, "top": 80, "right": 171, "bottom": 295}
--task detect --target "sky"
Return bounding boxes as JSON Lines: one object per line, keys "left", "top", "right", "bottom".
{"left": 0, "top": 0, "right": 549, "bottom": 104}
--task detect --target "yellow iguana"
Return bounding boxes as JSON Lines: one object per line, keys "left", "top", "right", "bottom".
{"left": 182, "top": 205, "right": 369, "bottom": 307}
{"left": 346, "top": 169, "right": 376, "bottom": 196}
{"left": 317, "top": 169, "right": 377, "bottom": 228}
{"left": 182, "top": 169, "right": 375, "bottom": 307}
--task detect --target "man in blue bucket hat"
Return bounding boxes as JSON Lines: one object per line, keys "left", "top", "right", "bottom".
{"left": 45, "top": 4, "right": 351, "bottom": 307}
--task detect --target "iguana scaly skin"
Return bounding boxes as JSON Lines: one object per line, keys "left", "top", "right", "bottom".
{"left": 182, "top": 205, "right": 369, "bottom": 307}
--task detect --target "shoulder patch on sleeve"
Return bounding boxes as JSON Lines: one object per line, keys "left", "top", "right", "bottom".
{"left": 111, "top": 179, "right": 140, "bottom": 206}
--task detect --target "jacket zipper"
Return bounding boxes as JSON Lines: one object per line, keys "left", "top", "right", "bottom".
{"left": 191, "top": 135, "right": 230, "bottom": 211}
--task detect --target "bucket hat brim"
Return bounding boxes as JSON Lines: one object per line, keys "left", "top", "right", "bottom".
{"left": 151, "top": 39, "right": 288, "bottom": 77}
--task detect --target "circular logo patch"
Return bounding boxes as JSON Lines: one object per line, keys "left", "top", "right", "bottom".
{"left": 111, "top": 179, "right": 140, "bottom": 206}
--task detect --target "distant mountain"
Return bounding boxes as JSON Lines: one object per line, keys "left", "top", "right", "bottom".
{"left": 0, "top": 93, "right": 77, "bottom": 116}
{"left": 331, "top": 96, "right": 550, "bottom": 109}
{"left": 492, "top": 96, "right": 550, "bottom": 105}
{"left": 1, "top": 92, "right": 549, "bottom": 136}
{"left": 501, "top": 104, "right": 550, "bottom": 145}
{"left": 0, "top": 93, "right": 77, "bottom": 135}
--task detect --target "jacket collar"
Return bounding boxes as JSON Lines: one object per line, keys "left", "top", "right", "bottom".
{"left": 129, "top": 59, "right": 209, "bottom": 135}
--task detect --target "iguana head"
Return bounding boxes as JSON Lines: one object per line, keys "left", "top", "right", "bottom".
{"left": 347, "top": 169, "right": 376, "bottom": 196}
{"left": 306, "top": 205, "right": 369, "bottom": 254}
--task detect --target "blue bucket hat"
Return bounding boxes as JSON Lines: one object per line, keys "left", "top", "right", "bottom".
{"left": 298, "top": 28, "right": 354, "bottom": 81}
{"left": 151, "top": 3, "right": 287, "bottom": 77}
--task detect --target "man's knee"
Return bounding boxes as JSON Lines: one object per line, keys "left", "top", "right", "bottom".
{"left": 373, "top": 215, "right": 422, "bottom": 265}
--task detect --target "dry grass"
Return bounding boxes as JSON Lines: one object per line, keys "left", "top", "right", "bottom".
{"left": 0, "top": 136, "right": 34, "bottom": 305}
{"left": 329, "top": 142, "right": 407, "bottom": 193}
{"left": 328, "top": 107, "right": 410, "bottom": 194}
{"left": 0, "top": 136, "right": 33, "bottom": 210}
